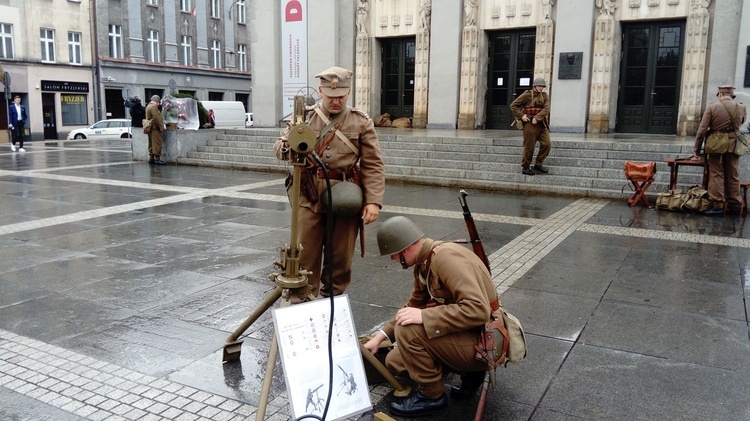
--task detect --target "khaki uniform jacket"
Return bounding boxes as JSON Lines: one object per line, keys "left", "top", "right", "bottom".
{"left": 694, "top": 98, "right": 747, "bottom": 154}
{"left": 510, "top": 90, "right": 550, "bottom": 127}
{"left": 383, "top": 239, "right": 498, "bottom": 341}
{"left": 274, "top": 104, "right": 385, "bottom": 214}
{"left": 145, "top": 103, "right": 164, "bottom": 133}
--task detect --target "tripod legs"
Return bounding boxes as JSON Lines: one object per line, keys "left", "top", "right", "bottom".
{"left": 255, "top": 335, "right": 279, "bottom": 421}
{"left": 223, "top": 286, "right": 283, "bottom": 363}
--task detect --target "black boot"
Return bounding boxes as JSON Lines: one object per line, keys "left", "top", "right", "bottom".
{"left": 450, "top": 371, "right": 485, "bottom": 400}
{"left": 390, "top": 391, "right": 448, "bottom": 417}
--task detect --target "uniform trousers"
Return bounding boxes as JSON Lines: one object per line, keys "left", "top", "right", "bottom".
{"left": 706, "top": 153, "right": 741, "bottom": 206}
{"left": 521, "top": 123, "right": 551, "bottom": 169}
{"left": 148, "top": 131, "right": 163, "bottom": 159}
{"left": 385, "top": 323, "right": 485, "bottom": 398}
{"left": 12, "top": 121, "right": 25, "bottom": 148}
{"left": 298, "top": 206, "right": 359, "bottom": 297}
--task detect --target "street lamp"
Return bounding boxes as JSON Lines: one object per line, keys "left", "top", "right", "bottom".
{"left": 227, "top": 0, "right": 243, "bottom": 21}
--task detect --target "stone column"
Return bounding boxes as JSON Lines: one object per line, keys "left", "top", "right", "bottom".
{"left": 534, "top": 20, "right": 554, "bottom": 91}
{"left": 458, "top": 26, "right": 480, "bottom": 129}
{"left": 587, "top": 14, "right": 618, "bottom": 133}
{"left": 354, "top": 36, "right": 372, "bottom": 114}
{"left": 678, "top": 5, "right": 710, "bottom": 136}
{"left": 413, "top": 29, "right": 430, "bottom": 128}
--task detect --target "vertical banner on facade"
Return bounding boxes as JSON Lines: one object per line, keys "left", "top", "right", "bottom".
{"left": 281, "top": 0, "right": 308, "bottom": 120}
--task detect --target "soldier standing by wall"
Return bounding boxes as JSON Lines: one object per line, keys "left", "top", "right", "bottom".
{"left": 274, "top": 66, "right": 385, "bottom": 297}
{"left": 145, "top": 95, "right": 165, "bottom": 165}
{"left": 510, "top": 78, "right": 552, "bottom": 176}
{"left": 693, "top": 85, "right": 747, "bottom": 215}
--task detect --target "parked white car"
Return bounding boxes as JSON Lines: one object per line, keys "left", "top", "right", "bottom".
{"left": 67, "top": 119, "right": 132, "bottom": 140}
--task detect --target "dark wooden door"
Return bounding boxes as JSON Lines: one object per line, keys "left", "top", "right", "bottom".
{"left": 617, "top": 20, "right": 685, "bottom": 134}
{"left": 486, "top": 30, "right": 535, "bottom": 129}
{"left": 381, "top": 37, "right": 415, "bottom": 119}
{"left": 42, "top": 93, "right": 58, "bottom": 139}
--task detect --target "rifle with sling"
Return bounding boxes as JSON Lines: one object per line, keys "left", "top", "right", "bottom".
{"left": 459, "top": 189, "right": 491, "bottom": 273}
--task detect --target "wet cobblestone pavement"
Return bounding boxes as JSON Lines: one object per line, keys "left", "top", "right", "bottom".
{"left": 0, "top": 139, "right": 749, "bottom": 420}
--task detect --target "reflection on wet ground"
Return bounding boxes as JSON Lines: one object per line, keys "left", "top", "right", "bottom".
{"left": 0, "top": 139, "right": 748, "bottom": 421}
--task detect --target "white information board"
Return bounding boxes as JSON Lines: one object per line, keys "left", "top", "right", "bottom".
{"left": 272, "top": 295, "right": 372, "bottom": 420}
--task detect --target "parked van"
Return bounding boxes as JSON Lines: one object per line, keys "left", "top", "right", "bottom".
{"left": 200, "top": 101, "right": 247, "bottom": 128}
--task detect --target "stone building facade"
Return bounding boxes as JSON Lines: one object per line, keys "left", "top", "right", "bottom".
{"left": 251, "top": 0, "right": 749, "bottom": 136}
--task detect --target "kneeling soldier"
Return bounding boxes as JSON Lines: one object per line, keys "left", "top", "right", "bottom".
{"left": 364, "top": 216, "right": 499, "bottom": 417}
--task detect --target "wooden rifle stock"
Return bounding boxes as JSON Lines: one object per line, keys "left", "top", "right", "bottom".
{"left": 474, "top": 371, "right": 491, "bottom": 421}
{"left": 459, "top": 189, "right": 491, "bottom": 275}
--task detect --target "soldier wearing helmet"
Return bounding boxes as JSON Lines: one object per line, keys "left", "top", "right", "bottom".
{"left": 364, "top": 216, "right": 500, "bottom": 417}
{"left": 274, "top": 66, "right": 385, "bottom": 297}
{"left": 510, "top": 77, "right": 552, "bottom": 176}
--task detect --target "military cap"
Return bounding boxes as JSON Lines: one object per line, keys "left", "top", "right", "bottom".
{"left": 316, "top": 66, "right": 353, "bottom": 97}
{"left": 718, "top": 85, "right": 735, "bottom": 94}
{"left": 151, "top": 95, "right": 161, "bottom": 102}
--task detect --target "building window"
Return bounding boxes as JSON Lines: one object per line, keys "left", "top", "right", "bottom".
{"left": 0, "top": 23, "right": 13, "bottom": 59}
{"left": 148, "top": 30, "right": 160, "bottom": 63}
{"left": 211, "top": 39, "right": 221, "bottom": 69}
{"left": 210, "top": 0, "right": 220, "bottom": 18}
{"left": 68, "top": 32, "right": 82, "bottom": 65}
{"left": 180, "top": 0, "right": 191, "bottom": 12}
{"left": 109, "top": 25, "right": 123, "bottom": 59}
{"left": 237, "top": 44, "right": 246, "bottom": 72}
{"left": 146, "top": 0, "right": 158, "bottom": 5}
{"left": 181, "top": 35, "right": 192, "bottom": 66}
{"left": 237, "top": 0, "right": 246, "bottom": 24}
{"left": 61, "top": 94, "right": 87, "bottom": 125}
{"left": 40, "top": 28, "right": 55, "bottom": 63}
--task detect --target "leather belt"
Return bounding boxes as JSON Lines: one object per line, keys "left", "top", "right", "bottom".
{"left": 314, "top": 167, "right": 352, "bottom": 181}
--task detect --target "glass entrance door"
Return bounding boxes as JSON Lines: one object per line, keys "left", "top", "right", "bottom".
{"left": 616, "top": 20, "right": 685, "bottom": 134}
{"left": 381, "top": 37, "right": 415, "bottom": 120}
{"left": 485, "top": 30, "right": 536, "bottom": 130}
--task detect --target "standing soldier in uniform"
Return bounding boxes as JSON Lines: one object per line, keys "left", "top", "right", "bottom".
{"left": 274, "top": 66, "right": 385, "bottom": 297}
{"left": 510, "top": 78, "right": 552, "bottom": 176}
{"left": 364, "top": 216, "right": 498, "bottom": 417}
{"left": 694, "top": 84, "right": 747, "bottom": 215}
{"left": 145, "top": 95, "right": 165, "bottom": 165}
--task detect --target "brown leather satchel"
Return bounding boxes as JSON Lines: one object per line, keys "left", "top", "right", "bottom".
{"left": 624, "top": 161, "right": 656, "bottom": 182}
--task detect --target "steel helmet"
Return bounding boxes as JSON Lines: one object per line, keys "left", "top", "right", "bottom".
{"left": 377, "top": 216, "right": 425, "bottom": 256}
{"left": 532, "top": 78, "right": 547, "bottom": 87}
{"left": 321, "top": 181, "right": 364, "bottom": 217}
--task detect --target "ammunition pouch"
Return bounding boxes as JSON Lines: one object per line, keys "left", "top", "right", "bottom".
{"left": 523, "top": 107, "right": 543, "bottom": 116}
{"left": 285, "top": 170, "right": 319, "bottom": 204}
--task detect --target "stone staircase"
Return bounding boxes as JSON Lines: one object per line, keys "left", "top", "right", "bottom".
{"left": 177, "top": 128, "right": 702, "bottom": 199}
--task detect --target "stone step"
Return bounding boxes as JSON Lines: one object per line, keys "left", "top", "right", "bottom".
{"left": 184, "top": 130, "right": 703, "bottom": 199}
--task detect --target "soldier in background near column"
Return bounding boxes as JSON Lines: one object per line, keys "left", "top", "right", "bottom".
{"left": 510, "top": 78, "right": 552, "bottom": 176}
{"left": 694, "top": 84, "right": 747, "bottom": 215}
{"left": 273, "top": 66, "right": 385, "bottom": 298}
{"left": 145, "top": 95, "right": 165, "bottom": 165}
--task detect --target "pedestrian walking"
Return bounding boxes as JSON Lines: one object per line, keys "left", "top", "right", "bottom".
{"left": 8, "top": 94, "right": 27, "bottom": 152}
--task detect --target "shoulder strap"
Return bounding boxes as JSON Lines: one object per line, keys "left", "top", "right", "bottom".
{"left": 314, "top": 106, "right": 359, "bottom": 156}
{"left": 719, "top": 101, "right": 739, "bottom": 132}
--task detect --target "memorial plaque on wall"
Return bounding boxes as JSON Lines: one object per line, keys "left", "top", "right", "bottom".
{"left": 558, "top": 52, "right": 583, "bottom": 80}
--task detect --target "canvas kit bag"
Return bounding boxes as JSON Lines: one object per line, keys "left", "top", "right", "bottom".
{"left": 655, "top": 189, "right": 684, "bottom": 212}
{"left": 681, "top": 186, "right": 711, "bottom": 213}
{"left": 474, "top": 306, "right": 527, "bottom": 369}
{"left": 142, "top": 118, "right": 152, "bottom": 134}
